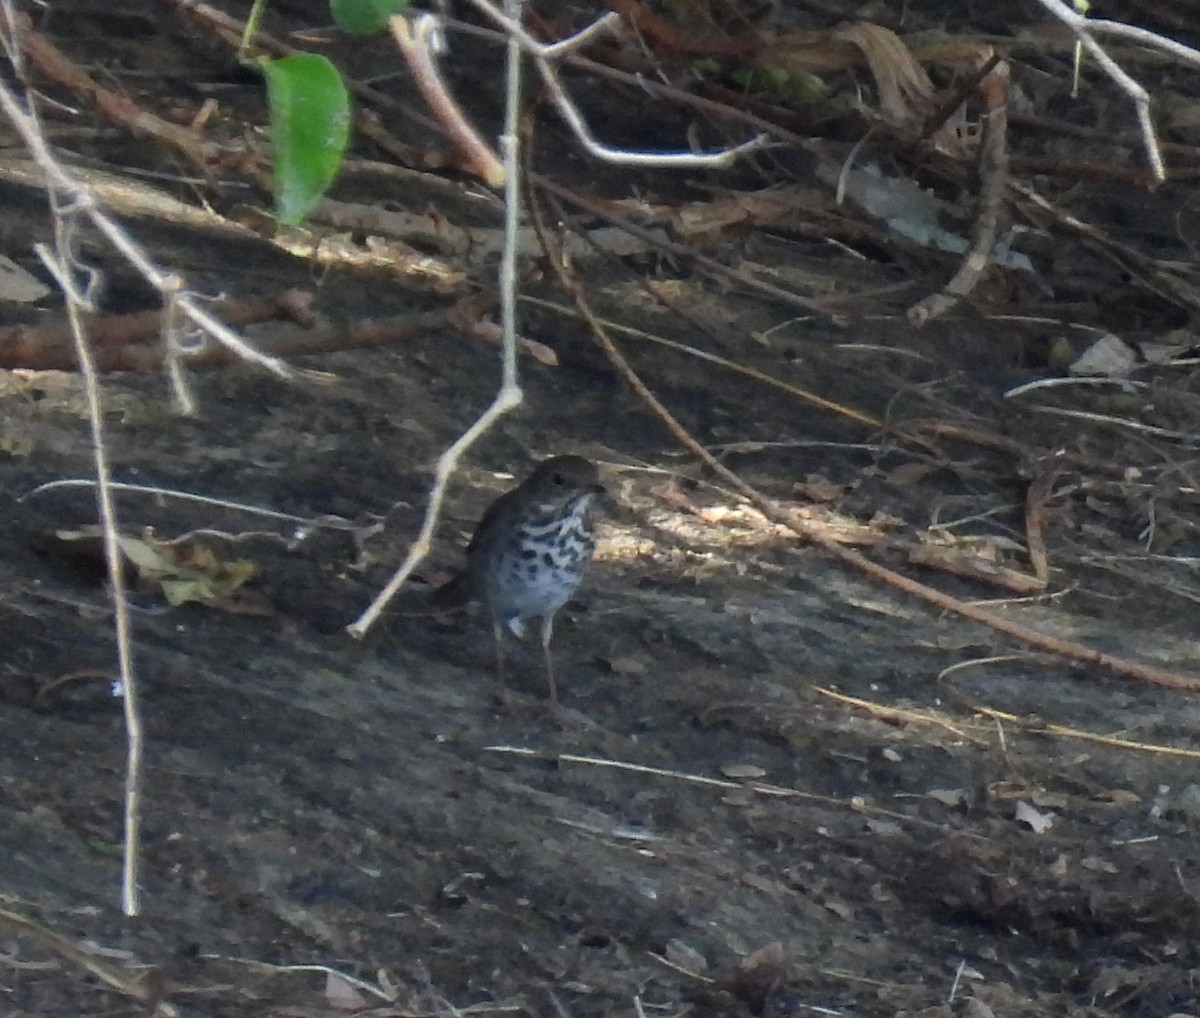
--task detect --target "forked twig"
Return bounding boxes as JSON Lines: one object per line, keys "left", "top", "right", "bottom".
{"left": 0, "top": 9, "right": 291, "bottom": 385}
{"left": 1023, "top": 0, "right": 1200, "bottom": 182}
{"left": 352, "top": 0, "right": 769, "bottom": 636}
{"left": 401, "top": 1, "right": 766, "bottom": 181}
{"left": 348, "top": 0, "right": 527, "bottom": 638}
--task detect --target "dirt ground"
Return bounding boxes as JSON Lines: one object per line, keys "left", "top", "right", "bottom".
{"left": 5, "top": 1, "right": 1200, "bottom": 1016}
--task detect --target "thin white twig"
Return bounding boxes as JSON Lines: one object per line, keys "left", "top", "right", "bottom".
{"left": 1, "top": 0, "right": 143, "bottom": 913}
{"left": 0, "top": 0, "right": 304, "bottom": 914}
{"left": 355, "top": 3, "right": 767, "bottom": 635}
{"left": 540, "top": 11, "right": 622, "bottom": 56}
{"left": 1072, "top": 30, "right": 1161, "bottom": 181}
{"left": 1030, "top": 404, "right": 1200, "bottom": 441}
{"left": 348, "top": 0, "right": 528, "bottom": 637}
{"left": 1026, "top": 0, "right": 1173, "bottom": 181}
{"left": 1003, "top": 375, "right": 1145, "bottom": 398}
{"left": 533, "top": 56, "right": 767, "bottom": 167}
{"left": 1084, "top": 17, "right": 1200, "bottom": 70}
{"left": 160, "top": 280, "right": 197, "bottom": 415}
{"left": 0, "top": 55, "right": 292, "bottom": 378}
{"left": 460, "top": 0, "right": 768, "bottom": 167}
{"left": 947, "top": 959, "right": 966, "bottom": 1003}
{"left": 37, "top": 231, "right": 144, "bottom": 916}
{"left": 20, "top": 479, "right": 363, "bottom": 532}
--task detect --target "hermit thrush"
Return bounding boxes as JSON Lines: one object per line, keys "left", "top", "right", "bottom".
{"left": 434, "top": 455, "right": 605, "bottom": 700}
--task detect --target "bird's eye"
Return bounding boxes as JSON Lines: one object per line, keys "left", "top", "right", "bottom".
{"left": 552, "top": 472, "right": 565, "bottom": 485}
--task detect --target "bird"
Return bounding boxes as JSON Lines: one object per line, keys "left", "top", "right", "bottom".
{"left": 432, "top": 455, "right": 605, "bottom": 700}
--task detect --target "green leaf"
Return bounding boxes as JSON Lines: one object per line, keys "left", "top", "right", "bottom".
{"left": 261, "top": 54, "right": 350, "bottom": 226}
{"left": 331, "top": 0, "right": 411, "bottom": 34}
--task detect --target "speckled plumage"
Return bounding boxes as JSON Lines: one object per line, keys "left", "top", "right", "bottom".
{"left": 436, "top": 455, "right": 604, "bottom": 699}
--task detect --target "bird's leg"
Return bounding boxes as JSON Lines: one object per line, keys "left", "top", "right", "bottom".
{"left": 539, "top": 614, "right": 558, "bottom": 702}
{"left": 491, "top": 620, "right": 507, "bottom": 683}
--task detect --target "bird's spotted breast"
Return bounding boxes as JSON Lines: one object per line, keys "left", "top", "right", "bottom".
{"left": 483, "top": 493, "right": 597, "bottom": 623}
{"left": 432, "top": 454, "right": 604, "bottom": 699}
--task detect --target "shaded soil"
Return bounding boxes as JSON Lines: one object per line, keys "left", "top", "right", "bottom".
{"left": 4, "top": 2, "right": 1200, "bottom": 1017}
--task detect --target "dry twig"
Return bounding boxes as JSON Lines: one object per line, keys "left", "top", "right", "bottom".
{"left": 1025, "top": 0, "right": 1200, "bottom": 182}
{"left": 908, "top": 58, "right": 1010, "bottom": 325}
{"left": 531, "top": 177, "right": 1200, "bottom": 693}
{"left": 349, "top": 0, "right": 528, "bottom": 638}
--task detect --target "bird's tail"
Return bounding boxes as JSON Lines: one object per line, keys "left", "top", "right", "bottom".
{"left": 375, "top": 567, "right": 474, "bottom": 619}
{"left": 425, "top": 568, "right": 474, "bottom": 610}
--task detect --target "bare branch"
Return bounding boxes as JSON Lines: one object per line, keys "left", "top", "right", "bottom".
{"left": 349, "top": 0, "right": 529, "bottom": 637}
{"left": 460, "top": 1, "right": 768, "bottom": 168}
{"left": 1025, "top": 0, "right": 1186, "bottom": 181}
